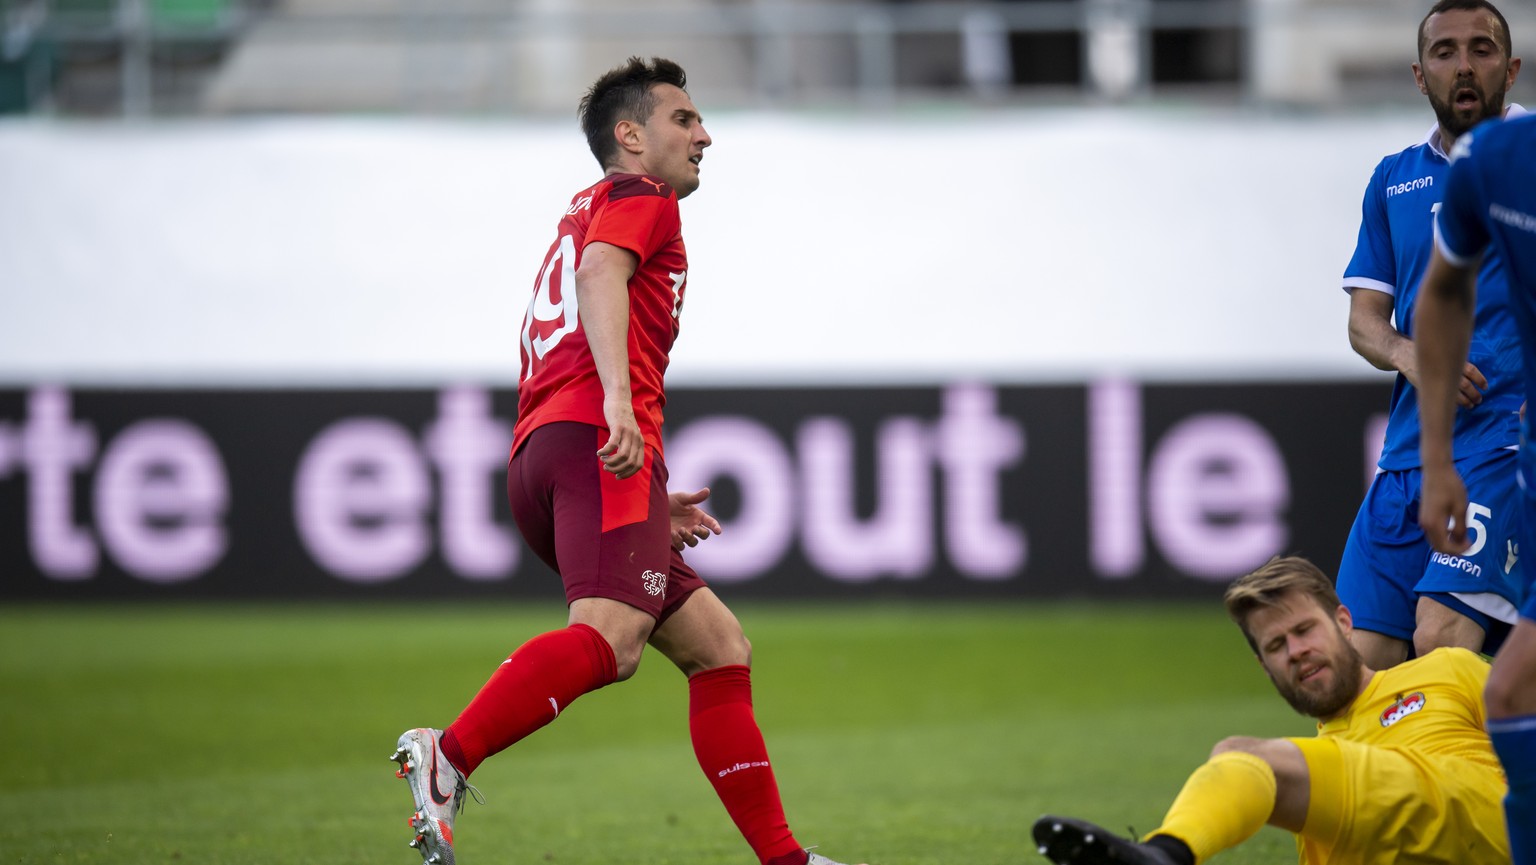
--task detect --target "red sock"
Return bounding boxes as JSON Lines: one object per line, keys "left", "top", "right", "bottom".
{"left": 442, "top": 623, "right": 617, "bottom": 777}
{"left": 690, "top": 665, "right": 803, "bottom": 865}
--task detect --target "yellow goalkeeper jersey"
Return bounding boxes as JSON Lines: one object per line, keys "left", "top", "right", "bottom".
{"left": 1295, "top": 646, "right": 1507, "bottom": 864}
{"left": 1318, "top": 646, "right": 1499, "bottom": 767}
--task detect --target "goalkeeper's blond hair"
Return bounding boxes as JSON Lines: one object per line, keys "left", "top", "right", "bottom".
{"left": 1224, "top": 556, "right": 1344, "bottom": 655}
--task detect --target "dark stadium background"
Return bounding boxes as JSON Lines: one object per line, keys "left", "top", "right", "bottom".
{"left": 4, "top": 0, "right": 1535, "bottom": 601}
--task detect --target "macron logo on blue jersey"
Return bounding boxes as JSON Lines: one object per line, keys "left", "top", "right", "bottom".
{"left": 1385, "top": 176, "right": 1434, "bottom": 196}
{"left": 1491, "top": 203, "right": 1536, "bottom": 236}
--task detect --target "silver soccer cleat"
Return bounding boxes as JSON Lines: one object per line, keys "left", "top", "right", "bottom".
{"left": 391, "top": 728, "right": 480, "bottom": 865}
{"left": 806, "top": 850, "right": 870, "bottom": 865}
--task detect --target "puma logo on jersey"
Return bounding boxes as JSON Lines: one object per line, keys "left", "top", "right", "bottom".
{"left": 1380, "top": 692, "right": 1426, "bottom": 727}
{"left": 640, "top": 177, "right": 668, "bottom": 194}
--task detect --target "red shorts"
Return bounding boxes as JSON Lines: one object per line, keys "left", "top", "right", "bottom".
{"left": 507, "top": 421, "right": 706, "bottom": 622}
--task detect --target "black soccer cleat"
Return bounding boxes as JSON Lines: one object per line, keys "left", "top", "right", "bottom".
{"left": 1032, "top": 816, "right": 1177, "bottom": 865}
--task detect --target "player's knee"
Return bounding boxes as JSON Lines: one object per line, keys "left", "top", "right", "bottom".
{"left": 1210, "top": 735, "right": 1265, "bottom": 758}
{"left": 590, "top": 619, "right": 651, "bottom": 681}
{"left": 1412, "top": 621, "right": 1482, "bottom": 658}
{"left": 1413, "top": 598, "right": 1485, "bottom": 657}
{"left": 569, "top": 596, "right": 654, "bottom": 681}
{"left": 673, "top": 631, "right": 751, "bottom": 677}
{"left": 1412, "top": 628, "right": 1445, "bottom": 659}
{"left": 610, "top": 638, "right": 647, "bottom": 681}
{"left": 702, "top": 630, "right": 752, "bottom": 671}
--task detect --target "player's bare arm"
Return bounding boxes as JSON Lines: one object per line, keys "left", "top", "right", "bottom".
{"left": 669, "top": 487, "right": 723, "bottom": 550}
{"left": 575, "top": 240, "right": 645, "bottom": 478}
{"left": 1414, "top": 247, "right": 1479, "bottom": 554}
{"left": 1348, "top": 287, "right": 1485, "bottom": 406}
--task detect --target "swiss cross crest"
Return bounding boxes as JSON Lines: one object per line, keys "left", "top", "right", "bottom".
{"left": 641, "top": 570, "right": 667, "bottom": 597}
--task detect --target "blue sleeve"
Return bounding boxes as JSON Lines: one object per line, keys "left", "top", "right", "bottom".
{"left": 1435, "top": 132, "right": 1491, "bottom": 266}
{"left": 1343, "top": 160, "right": 1396, "bottom": 293}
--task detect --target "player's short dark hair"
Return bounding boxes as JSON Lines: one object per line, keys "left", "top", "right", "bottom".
{"left": 1418, "top": 0, "right": 1513, "bottom": 61}
{"left": 579, "top": 56, "right": 689, "bottom": 170}
{"left": 1224, "top": 556, "right": 1344, "bottom": 654}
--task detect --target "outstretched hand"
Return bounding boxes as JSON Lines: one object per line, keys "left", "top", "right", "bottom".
{"left": 670, "top": 487, "right": 723, "bottom": 551}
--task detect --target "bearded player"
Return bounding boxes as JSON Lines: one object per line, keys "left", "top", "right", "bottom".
{"left": 1336, "top": 0, "right": 1524, "bottom": 669}
{"left": 1032, "top": 555, "right": 1508, "bottom": 864}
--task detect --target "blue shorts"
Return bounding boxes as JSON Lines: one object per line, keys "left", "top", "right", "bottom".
{"left": 1337, "top": 450, "right": 1524, "bottom": 645}
{"left": 1519, "top": 464, "right": 1536, "bottom": 621}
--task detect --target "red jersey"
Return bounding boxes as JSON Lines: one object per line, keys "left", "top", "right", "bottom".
{"left": 513, "top": 173, "right": 688, "bottom": 458}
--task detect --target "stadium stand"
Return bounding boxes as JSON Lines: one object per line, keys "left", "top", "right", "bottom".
{"left": 202, "top": 0, "right": 758, "bottom": 114}
{"left": 1, "top": 0, "right": 1533, "bottom": 115}
{"left": 0, "top": 0, "right": 253, "bottom": 113}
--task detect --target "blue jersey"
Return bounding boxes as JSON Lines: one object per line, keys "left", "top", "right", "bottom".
{"left": 1436, "top": 113, "right": 1536, "bottom": 514}
{"left": 1343, "top": 114, "right": 1525, "bottom": 471}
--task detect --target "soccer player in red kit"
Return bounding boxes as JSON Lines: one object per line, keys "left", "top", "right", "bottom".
{"left": 389, "top": 57, "right": 869, "bottom": 865}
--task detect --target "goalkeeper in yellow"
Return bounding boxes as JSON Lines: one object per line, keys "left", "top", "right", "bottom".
{"left": 1033, "top": 555, "right": 1509, "bottom": 865}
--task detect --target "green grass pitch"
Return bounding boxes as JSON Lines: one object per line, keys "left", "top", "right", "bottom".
{"left": 1, "top": 599, "right": 1310, "bottom": 864}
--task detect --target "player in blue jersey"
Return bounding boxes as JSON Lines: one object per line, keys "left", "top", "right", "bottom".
{"left": 1338, "top": 0, "right": 1524, "bottom": 669}
{"left": 1416, "top": 111, "right": 1536, "bottom": 865}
